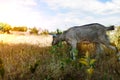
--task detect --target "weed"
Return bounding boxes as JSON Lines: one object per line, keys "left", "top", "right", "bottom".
{"left": 79, "top": 51, "right": 96, "bottom": 80}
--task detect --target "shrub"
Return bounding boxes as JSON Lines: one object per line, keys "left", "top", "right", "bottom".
{"left": 12, "top": 26, "right": 27, "bottom": 32}
{"left": 0, "top": 22, "right": 12, "bottom": 33}
{"left": 30, "top": 27, "right": 38, "bottom": 34}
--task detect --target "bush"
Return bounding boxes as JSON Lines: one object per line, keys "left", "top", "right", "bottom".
{"left": 0, "top": 22, "right": 12, "bottom": 33}
{"left": 40, "top": 29, "right": 49, "bottom": 35}
{"left": 30, "top": 27, "right": 38, "bottom": 34}
{"left": 108, "top": 26, "right": 120, "bottom": 49}
{"left": 12, "top": 26, "right": 27, "bottom": 32}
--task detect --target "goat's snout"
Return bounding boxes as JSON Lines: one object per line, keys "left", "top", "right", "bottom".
{"left": 52, "top": 34, "right": 58, "bottom": 46}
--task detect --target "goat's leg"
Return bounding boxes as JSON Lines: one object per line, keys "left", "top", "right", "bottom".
{"left": 99, "top": 35, "right": 118, "bottom": 53}
{"left": 69, "top": 41, "right": 78, "bottom": 60}
{"left": 95, "top": 43, "right": 103, "bottom": 59}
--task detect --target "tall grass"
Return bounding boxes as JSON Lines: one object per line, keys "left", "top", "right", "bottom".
{"left": 0, "top": 43, "right": 52, "bottom": 80}
{"left": 0, "top": 34, "right": 119, "bottom": 80}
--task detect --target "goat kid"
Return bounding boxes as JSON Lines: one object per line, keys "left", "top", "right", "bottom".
{"left": 52, "top": 23, "right": 117, "bottom": 60}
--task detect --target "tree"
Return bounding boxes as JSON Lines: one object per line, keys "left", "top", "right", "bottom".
{"left": 56, "top": 29, "right": 62, "bottom": 34}
{"left": 0, "top": 22, "right": 12, "bottom": 33}
{"left": 30, "top": 27, "right": 38, "bottom": 34}
{"left": 12, "top": 26, "right": 27, "bottom": 32}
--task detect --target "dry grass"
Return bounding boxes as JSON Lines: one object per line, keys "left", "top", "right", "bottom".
{"left": 0, "top": 43, "right": 52, "bottom": 80}
{"left": 0, "top": 34, "right": 53, "bottom": 80}
{"left": 0, "top": 34, "right": 120, "bottom": 80}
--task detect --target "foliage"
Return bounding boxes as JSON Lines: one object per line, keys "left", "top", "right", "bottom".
{"left": 0, "top": 22, "right": 12, "bottom": 33}
{"left": 79, "top": 51, "right": 96, "bottom": 80}
{"left": 40, "top": 29, "right": 49, "bottom": 35}
{"left": 116, "top": 26, "right": 120, "bottom": 49}
{"left": 49, "top": 29, "right": 63, "bottom": 35}
{"left": 108, "top": 26, "right": 120, "bottom": 49}
{"left": 12, "top": 26, "right": 27, "bottom": 32}
{"left": 56, "top": 29, "right": 63, "bottom": 34}
{"left": 30, "top": 27, "right": 38, "bottom": 34}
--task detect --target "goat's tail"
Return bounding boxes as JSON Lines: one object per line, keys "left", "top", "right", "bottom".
{"left": 106, "top": 25, "right": 115, "bottom": 31}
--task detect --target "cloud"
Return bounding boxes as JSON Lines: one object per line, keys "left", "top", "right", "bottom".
{"left": 0, "top": 0, "right": 45, "bottom": 27}
{"left": 44, "top": 0, "right": 120, "bottom": 15}
{"left": 43, "top": 0, "right": 120, "bottom": 30}
{"left": 18, "top": 0, "right": 37, "bottom": 6}
{"left": 0, "top": 0, "right": 120, "bottom": 31}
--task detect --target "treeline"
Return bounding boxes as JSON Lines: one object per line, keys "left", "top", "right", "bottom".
{"left": 0, "top": 22, "right": 49, "bottom": 35}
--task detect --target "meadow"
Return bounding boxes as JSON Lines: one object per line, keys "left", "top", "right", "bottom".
{"left": 0, "top": 34, "right": 120, "bottom": 80}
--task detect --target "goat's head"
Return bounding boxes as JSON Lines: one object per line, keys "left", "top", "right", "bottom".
{"left": 52, "top": 34, "right": 60, "bottom": 45}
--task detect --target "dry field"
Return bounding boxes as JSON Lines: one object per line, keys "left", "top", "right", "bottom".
{"left": 0, "top": 34, "right": 120, "bottom": 80}
{"left": 0, "top": 34, "right": 53, "bottom": 46}
{"left": 0, "top": 34, "right": 54, "bottom": 80}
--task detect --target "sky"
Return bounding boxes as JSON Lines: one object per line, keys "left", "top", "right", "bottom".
{"left": 0, "top": 0, "right": 120, "bottom": 31}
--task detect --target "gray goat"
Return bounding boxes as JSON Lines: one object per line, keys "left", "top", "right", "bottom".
{"left": 52, "top": 23, "right": 117, "bottom": 59}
